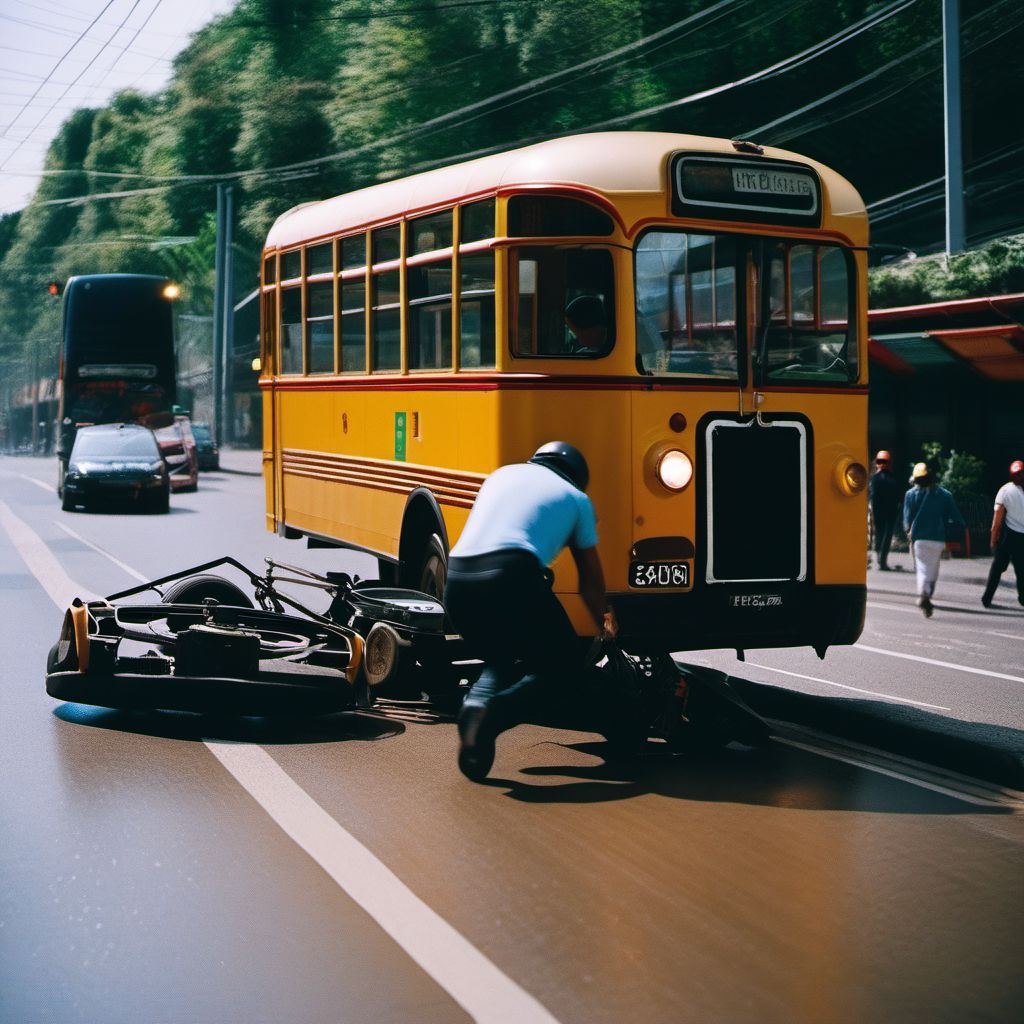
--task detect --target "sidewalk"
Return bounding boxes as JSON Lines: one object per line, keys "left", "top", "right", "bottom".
{"left": 215, "top": 446, "right": 263, "bottom": 476}
{"left": 867, "top": 547, "right": 1022, "bottom": 610}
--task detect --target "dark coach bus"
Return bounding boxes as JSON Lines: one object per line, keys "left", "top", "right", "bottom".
{"left": 56, "top": 274, "right": 179, "bottom": 493}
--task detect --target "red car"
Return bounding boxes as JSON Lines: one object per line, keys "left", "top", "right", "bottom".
{"left": 153, "top": 415, "right": 198, "bottom": 492}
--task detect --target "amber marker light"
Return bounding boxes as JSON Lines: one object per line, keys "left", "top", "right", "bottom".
{"left": 657, "top": 449, "right": 693, "bottom": 491}
{"left": 162, "top": 282, "right": 181, "bottom": 300}
{"left": 836, "top": 457, "right": 868, "bottom": 495}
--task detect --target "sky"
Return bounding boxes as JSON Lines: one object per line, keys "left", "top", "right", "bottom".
{"left": 0, "top": 0, "right": 236, "bottom": 214}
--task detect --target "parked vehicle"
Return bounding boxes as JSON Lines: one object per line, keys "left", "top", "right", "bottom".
{"left": 61, "top": 423, "right": 169, "bottom": 513}
{"left": 190, "top": 421, "right": 220, "bottom": 471}
{"left": 153, "top": 415, "right": 198, "bottom": 492}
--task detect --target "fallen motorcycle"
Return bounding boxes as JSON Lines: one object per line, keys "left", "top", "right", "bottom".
{"left": 45, "top": 556, "right": 769, "bottom": 749}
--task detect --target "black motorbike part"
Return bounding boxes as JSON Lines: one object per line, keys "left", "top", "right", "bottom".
{"left": 673, "top": 662, "right": 772, "bottom": 750}
{"left": 174, "top": 623, "right": 261, "bottom": 678}
{"left": 340, "top": 587, "right": 446, "bottom": 634}
{"left": 46, "top": 600, "right": 358, "bottom": 716}
{"left": 160, "top": 574, "right": 254, "bottom": 608}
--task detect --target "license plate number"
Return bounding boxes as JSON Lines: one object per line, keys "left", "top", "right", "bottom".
{"left": 730, "top": 593, "right": 784, "bottom": 608}
{"left": 630, "top": 561, "right": 689, "bottom": 588}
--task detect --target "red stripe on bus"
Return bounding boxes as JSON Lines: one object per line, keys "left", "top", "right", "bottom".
{"left": 261, "top": 376, "right": 865, "bottom": 395}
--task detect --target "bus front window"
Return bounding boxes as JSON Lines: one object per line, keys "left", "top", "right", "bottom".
{"left": 754, "top": 241, "right": 857, "bottom": 384}
{"left": 635, "top": 232, "right": 738, "bottom": 378}
{"left": 513, "top": 248, "right": 614, "bottom": 358}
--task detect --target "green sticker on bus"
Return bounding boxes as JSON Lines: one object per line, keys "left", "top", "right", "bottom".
{"left": 394, "top": 411, "right": 407, "bottom": 462}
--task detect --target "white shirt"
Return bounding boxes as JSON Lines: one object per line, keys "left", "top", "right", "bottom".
{"left": 995, "top": 481, "right": 1024, "bottom": 533}
{"left": 451, "top": 462, "right": 598, "bottom": 565}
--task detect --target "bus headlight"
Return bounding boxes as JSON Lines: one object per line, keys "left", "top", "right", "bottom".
{"left": 656, "top": 449, "right": 693, "bottom": 491}
{"left": 836, "top": 458, "right": 868, "bottom": 495}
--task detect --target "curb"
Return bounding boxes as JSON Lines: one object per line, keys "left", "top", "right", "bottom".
{"left": 728, "top": 678, "right": 1024, "bottom": 791}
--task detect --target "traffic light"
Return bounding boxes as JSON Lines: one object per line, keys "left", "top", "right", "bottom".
{"left": 46, "top": 280, "right": 62, "bottom": 297}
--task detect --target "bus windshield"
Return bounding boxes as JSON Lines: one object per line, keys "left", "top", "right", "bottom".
{"left": 635, "top": 231, "right": 856, "bottom": 383}
{"left": 636, "top": 232, "right": 739, "bottom": 379}
{"left": 754, "top": 240, "right": 857, "bottom": 384}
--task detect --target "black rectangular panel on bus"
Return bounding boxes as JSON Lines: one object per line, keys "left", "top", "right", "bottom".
{"left": 707, "top": 420, "right": 806, "bottom": 583}
{"left": 671, "top": 154, "right": 822, "bottom": 227}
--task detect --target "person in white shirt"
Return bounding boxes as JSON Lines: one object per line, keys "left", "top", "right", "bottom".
{"left": 444, "top": 441, "right": 631, "bottom": 782}
{"left": 982, "top": 459, "right": 1024, "bottom": 608}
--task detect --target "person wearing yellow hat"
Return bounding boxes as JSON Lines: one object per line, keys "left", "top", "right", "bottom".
{"left": 903, "top": 461, "right": 965, "bottom": 617}
{"left": 981, "top": 459, "right": 1024, "bottom": 608}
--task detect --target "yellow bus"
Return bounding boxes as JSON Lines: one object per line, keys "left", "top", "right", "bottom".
{"left": 259, "top": 132, "right": 868, "bottom": 657}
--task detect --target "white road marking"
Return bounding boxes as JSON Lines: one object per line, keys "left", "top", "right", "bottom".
{"left": 2, "top": 500, "right": 563, "bottom": 1024}
{"left": 208, "top": 743, "right": 560, "bottom": 1024}
{"left": 988, "top": 631, "right": 1024, "bottom": 642}
{"left": 745, "top": 661, "right": 951, "bottom": 711}
{"left": 0, "top": 501, "right": 99, "bottom": 605}
{"left": 53, "top": 520, "right": 151, "bottom": 583}
{"left": 855, "top": 643, "right": 1024, "bottom": 685}
{"left": 773, "top": 724, "right": 1024, "bottom": 810}
{"left": 866, "top": 600, "right": 920, "bottom": 614}
{"left": 19, "top": 473, "right": 54, "bottom": 494}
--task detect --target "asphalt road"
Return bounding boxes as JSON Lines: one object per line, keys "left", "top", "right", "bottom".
{"left": 1, "top": 453, "right": 1022, "bottom": 1024}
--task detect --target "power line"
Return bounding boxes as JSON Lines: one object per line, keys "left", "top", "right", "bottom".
{"left": 76, "top": 0, "right": 168, "bottom": 108}
{"left": 0, "top": 12, "right": 172, "bottom": 61}
{"left": 5, "top": 0, "right": 751, "bottom": 188}
{"left": 0, "top": 0, "right": 149, "bottom": 171}
{"left": 232, "top": 0, "right": 543, "bottom": 27}
{"left": 0, "top": 0, "right": 119, "bottom": 141}
{"left": 576, "top": 0, "right": 921, "bottom": 131}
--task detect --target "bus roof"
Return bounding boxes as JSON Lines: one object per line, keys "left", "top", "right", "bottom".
{"left": 265, "top": 131, "right": 867, "bottom": 249}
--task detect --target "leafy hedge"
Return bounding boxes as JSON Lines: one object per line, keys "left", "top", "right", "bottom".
{"left": 868, "top": 234, "right": 1024, "bottom": 308}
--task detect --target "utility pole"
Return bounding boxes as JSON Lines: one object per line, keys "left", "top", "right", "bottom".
{"left": 211, "top": 183, "right": 228, "bottom": 444}
{"left": 30, "top": 343, "right": 39, "bottom": 454}
{"left": 943, "top": 0, "right": 966, "bottom": 255}
{"left": 222, "top": 186, "right": 234, "bottom": 446}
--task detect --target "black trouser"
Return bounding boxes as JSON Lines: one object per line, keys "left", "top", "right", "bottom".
{"left": 444, "top": 549, "right": 624, "bottom": 739}
{"left": 983, "top": 527, "right": 1024, "bottom": 605}
{"left": 872, "top": 512, "right": 897, "bottom": 566}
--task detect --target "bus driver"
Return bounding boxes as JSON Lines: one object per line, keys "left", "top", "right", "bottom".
{"left": 443, "top": 441, "right": 637, "bottom": 782}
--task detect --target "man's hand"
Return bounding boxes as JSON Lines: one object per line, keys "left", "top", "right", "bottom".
{"left": 601, "top": 608, "right": 618, "bottom": 640}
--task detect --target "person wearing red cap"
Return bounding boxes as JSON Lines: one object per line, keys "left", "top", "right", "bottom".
{"left": 868, "top": 450, "right": 901, "bottom": 570}
{"left": 981, "top": 460, "right": 1024, "bottom": 608}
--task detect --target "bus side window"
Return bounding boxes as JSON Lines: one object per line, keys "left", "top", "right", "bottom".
{"left": 459, "top": 253, "right": 495, "bottom": 369}
{"left": 340, "top": 234, "right": 367, "bottom": 373}
{"left": 408, "top": 260, "right": 452, "bottom": 370}
{"left": 513, "top": 248, "right": 614, "bottom": 358}
{"left": 279, "top": 286, "right": 302, "bottom": 374}
{"left": 306, "top": 280, "right": 334, "bottom": 373}
{"left": 260, "top": 289, "right": 276, "bottom": 375}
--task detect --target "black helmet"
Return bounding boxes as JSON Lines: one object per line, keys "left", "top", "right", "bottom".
{"left": 528, "top": 441, "right": 589, "bottom": 491}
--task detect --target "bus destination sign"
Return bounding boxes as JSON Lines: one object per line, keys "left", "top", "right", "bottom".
{"left": 671, "top": 155, "right": 821, "bottom": 225}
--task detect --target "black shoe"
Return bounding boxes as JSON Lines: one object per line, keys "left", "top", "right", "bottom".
{"left": 919, "top": 596, "right": 934, "bottom": 618}
{"left": 457, "top": 704, "right": 496, "bottom": 782}
{"left": 981, "top": 594, "right": 993, "bottom": 608}
{"left": 879, "top": 564, "right": 891, "bottom": 571}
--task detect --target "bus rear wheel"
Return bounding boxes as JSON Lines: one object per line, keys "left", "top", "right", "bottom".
{"left": 416, "top": 533, "right": 448, "bottom": 602}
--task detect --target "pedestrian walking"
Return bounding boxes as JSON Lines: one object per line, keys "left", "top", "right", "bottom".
{"left": 981, "top": 459, "right": 1024, "bottom": 608}
{"left": 903, "top": 462, "right": 965, "bottom": 617}
{"left": 868, "top": 449, "right": 901, "bottom": 570}
{"left": 443, "top": 441, "right": 642, "bottom": 781}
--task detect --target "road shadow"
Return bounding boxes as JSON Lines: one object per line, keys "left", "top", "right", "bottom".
{"left": 483, "top": 737, "right": 1011, "bottom": 815}
{"left": 53, "top": 702, "right": 403, "bottom": 744}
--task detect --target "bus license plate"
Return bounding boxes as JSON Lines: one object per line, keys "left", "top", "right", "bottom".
{"left": 630, "top": 561, "right": 689, "bottom": 588}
